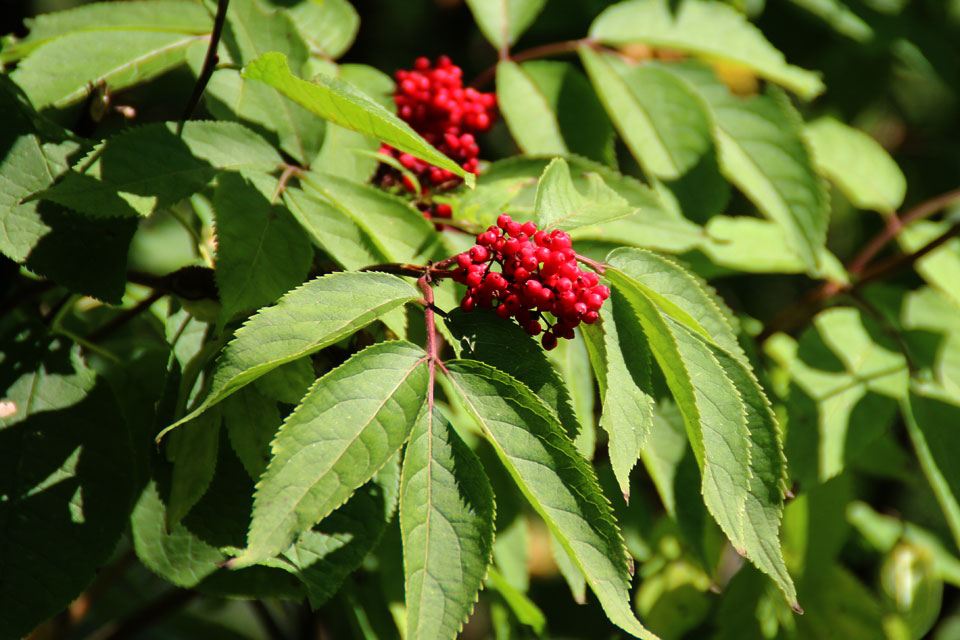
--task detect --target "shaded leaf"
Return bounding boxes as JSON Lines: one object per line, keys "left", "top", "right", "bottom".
{"left": 223, "top": 386, "right": 281, "bottom": 480}
{"left": 233, "top": 341, "right": 428, "bottom": 567}
{"left": 162, "top": 271, "right": 420, "bottom": 435}
{"left": 589, "top": 0, "right": 824, "bottom": 99}
{"left": 400, "top": 407, "right": 495, "bottom": 640}
{"left": 166, "top": 407, "right": 222, "bottom": 528}
{"left": 271, "top": 0, "right": 359, "bottom": 59}
{"left": 445, "top": 359, "right": 657, "bottom": 639}
{"left": 243, "top": 52, "right": 475, "bottom": 186}
{"left": 213, "top": 172, "right": 313, "bottom": 325}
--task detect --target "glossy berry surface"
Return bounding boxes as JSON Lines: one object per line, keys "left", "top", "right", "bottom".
{"left": 379, "top": 56, "right": 497, "bottom": 196}
{"left": 451, "top": 215, "right": 609, "bottom": 350}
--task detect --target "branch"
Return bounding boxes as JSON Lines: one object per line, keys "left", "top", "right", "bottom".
{"left": 471, "top": 38, "right": 595, "bottom": 89}
{"left": 177, "top": 0, "right": 230, "bottom": 135}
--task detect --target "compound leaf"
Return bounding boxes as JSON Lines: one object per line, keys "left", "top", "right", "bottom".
{"left": 400, "top": 407, "right": 495, "bottom": 640}
{"left": 445, "top": 359, "right": 657, "bottom": 639}
{"left": 162, "top": 271, "right": 421, "bottom": 435}
{"left": 465, "top": 0, "right": 547, "bottom": 52}
{"left": 233, "top": 341, "right": 428, "bottom": 567}
{"left": 534, "top": 157, "right": 635, "bottom": 231}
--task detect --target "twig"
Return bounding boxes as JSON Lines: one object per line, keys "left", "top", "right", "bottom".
{"left": 471, "top": 38, "right": 595, "bottom": 88}
{"left": 88, "top": 290, "right": 164, "bottom": 343}
{"left": 177, "top": 0, "right": 230, "bottom": 135}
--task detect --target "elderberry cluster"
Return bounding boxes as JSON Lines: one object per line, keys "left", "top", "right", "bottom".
{"left": 378, "top": 56, "right": 497, "bottom": 192}
{"left": 451, "top": 215, "right": 610, "bottom": 350}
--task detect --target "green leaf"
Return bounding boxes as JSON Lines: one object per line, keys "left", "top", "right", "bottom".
{"left": 805, "top": 117, "right": 906, "bottom": 214}
{"left": 1, "top": 0, "right": 212, "bottom": 63}
{"left": 199, "top": 0, "right": 319, "bottom": 164}
{"left": 546, "top": 329, "right": 598, "bottom": 458}
{"left": 665, "top": 63, "right": 829, "bottom": 270}
{"left": 606, "top": 247, "right": 746, "bottom": 364}
{"left": 162, "top": 271, "right": 420, "bottom": 435}
{"left": 579, "top": 47, "right": 712, "bottom": 180}
{"left": 271, "top": 0, "right": 359, "bottom": 59}
{"left": 465, "top": 0, "right": 547, "bottom": 52}
{"left": 534, "top": 158, "right": 636, "bottom": 231}
{"left": 444, "top": 360, "right": 657, "bottom": 639}
{"left": 166, "top": 407, "right": 222, "bottom": 528}
{"left": 607, "top": 271, "right": 797, "bottom": 608}
{"left": 898, "top": 220, "right": 960, "bottom": 311}
{"left": 496, "top": 60, "right": 568, "bottom": 156}
{"left": 589, "top": 0, "right": 824, "bottom": 99}
{"left": 764, "top": 307, "right": 907, "bottom": 485}
{"left": 0, "top": 78, "right": 79, "bottom": 262}
{"left": 522, "top": 61, "right": 618, "bottom": 166}
{"left": 25, "top": 206, "right": 138, "bottom": 303}
{"left": 243, "top": 52, "right": 475, "bottom": 186}
{"left": 11, "top": 30, "right": 205, "bottom": 109}
{"left": 233, "top": 341, "right": 428, "bottom": 567}
{"left": 446, "top": 308, "right": 582, "bottom": 442}
{"left": 901, "top": 392, "right": 960, "bottom": 552}
{"left": 597, "top": 292, "right": 656, "bottom": 500}
{"left": 0, "top": 331, "right": 136, "bottom": 639}
{"left": 213, "top": 172, "right": 313, "bottom": 325}
{"left": 485, "top": 567, "right": 547, "bottom": 634}
{"left": 283, "top": 186, "right": 384, "bottom": 270}
{"left": 253, "top": 357, "right": 314, "bottom": 405}
{"left": 224, "top": 386, "right": 281, "bottom": 480}
{"left": 400, "top": 407, "right": 495, "bottom": 640}
{"left": 902, "top": 286, "right": 960, "bottom": 397}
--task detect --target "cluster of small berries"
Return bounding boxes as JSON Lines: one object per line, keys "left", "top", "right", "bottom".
{"left": 451, "top": 215, "right": 609, "bottom": 350}
{"left": 378, "top": 56, "right": 496, "bottom": 194}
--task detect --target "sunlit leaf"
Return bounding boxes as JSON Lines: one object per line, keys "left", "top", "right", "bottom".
{"left": 465, "top": 0, "right": 548, "bottom": 52}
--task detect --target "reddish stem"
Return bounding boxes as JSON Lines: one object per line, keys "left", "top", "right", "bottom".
{"left": 576, "top": 253, "right": 607, "bottom": 275}
{"left": 471, "top": 38, "right": 596, "bottom": 88}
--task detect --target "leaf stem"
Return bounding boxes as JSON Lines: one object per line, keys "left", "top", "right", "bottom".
{"left": 177, "top": 0, "right": 230, "bottom": 135}
{"left": 576, "top": 253, "right": 607, "bottom": 274}
{"left": 471, "top": 38, "right": 596, "bottom": 88}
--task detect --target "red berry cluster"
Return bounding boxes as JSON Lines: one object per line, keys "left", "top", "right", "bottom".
{"left": 378, "top": 56, "right": 496, "bottom": 192}
{"left": 451, "top": 215, "right": 609, "bottom": 350}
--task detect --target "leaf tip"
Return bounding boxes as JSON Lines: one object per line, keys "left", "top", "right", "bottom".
{"left": 791, "top": 602, "right": 804, "bottom": 615}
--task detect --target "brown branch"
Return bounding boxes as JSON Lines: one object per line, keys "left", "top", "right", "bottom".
{"left": 177, "top": 0, "right": 230, "bottom": 135}
{"left": 471, "top": 38, "right": 595, "bottom": 89}
{"left": 758, "top": 187, "right": 960, "bottom": 342}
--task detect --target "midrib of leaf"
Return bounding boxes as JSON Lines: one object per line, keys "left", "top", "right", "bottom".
{"left": 57, "top": 33, "right": 206, "bottom": 106}
{"left": 230, "top": 206, "right": 274, "bottom": 302}
{"left": 248, "top": 354, "right": 427, "bottom": 557}
{"left": 500, "top": 0, "right": 509, "bottom": 49}
{"left": 231, "top": 8, "right": 307, "bottom": 161}
{"left": 500, "top": 61, "right": 568, "bottom": 155}
{"left": 581, "top": 48, "right": 676, "bottom": 176}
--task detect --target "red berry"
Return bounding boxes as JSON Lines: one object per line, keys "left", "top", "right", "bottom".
{"left": 541, "top": 332, "right": 558, "bottom": 351}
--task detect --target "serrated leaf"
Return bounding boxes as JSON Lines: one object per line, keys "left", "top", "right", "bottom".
{"left": 900, "top": 392, "right": 960, "bottom": 552}
{"left": 233, "top": 341, "right": 428, "bottom": 567}
{"left": 0, "top": 331, "right": 136, "bottom": 639}
{"left": 282, "top": 475, "right": 397, "bottom": 607}
{"left": 465, "top": 0, "right": 547, "bottom": 51}
{"left": 400, "top": 407, "right": 495, "bottom": 640}
{"left": 243, "top": 52, "right": 474, "bottom": 186}
{"left": 522, "top": 61, "right": 617, "bottom": 166}
{"left": 598, "top": 292, "right": 655, "bottom": 500}
{"left": 2, "top": 0, "right": 211, "bottom": 63}
{"left": 579, "top": 47, "right": 712, "bottom": 180}
{"left": 12, "top": 30, "right": 205, "bottom": 109}
{"left": 224, "top": 387, "right": 281, "bottom": 480}
{"left": 589, "top": 0, "right": 824, "bottom": 99}
{"left": 496, "top": 60, "right": 568, "bottom": 156}
{"left": 534, "top": 158, "right": 636, "bottom": 230}
{"left": 163, "top": 271, "right": 421, "bottom": 435}
{"left": 805, "top": 117, "right": 906, "bottom": 214}
{"left": 213, "top": 173, "right": 313, "bottom": 325}
{"left": 665, "top": 62, "right": 829, "bottom": 270}
{"left": 166, "top": 407, "right": 222, "bottom": 528}
{"left": 444, "top": 359, "right": 657, "bottom": 639}
{"left": 608, "top": 271, "right": 797, "bottom": 607}
{"left": 546, "top": 329, "right": 598, "bottom": 458}
{"left": 446, "top": 308, "right": 581, "bottom": 441}
{"left": 0, "top": 78, "right": 79, "bottom": 262}
{"left": 606, "top": 247, "right": 746, "bottom": 364}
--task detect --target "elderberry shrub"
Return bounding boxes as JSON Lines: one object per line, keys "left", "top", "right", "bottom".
{"left": 452, "top": 214, "right": 609, "bottom": 350}
{"left": 378, "top": 56, "right": 497, "bottom": 195}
